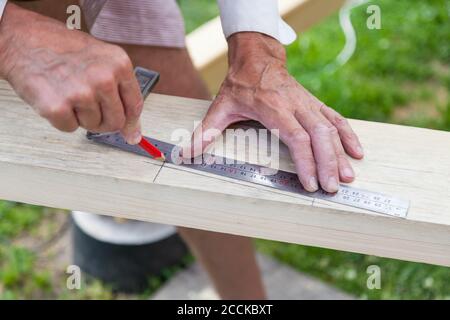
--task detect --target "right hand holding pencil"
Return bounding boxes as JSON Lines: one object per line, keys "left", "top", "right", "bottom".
{"left": 0, "top": 3, "right": 144, "bottom": 145}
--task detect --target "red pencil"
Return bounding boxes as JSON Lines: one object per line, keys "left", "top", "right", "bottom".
{"left": 138, "top": 137, "right": 165, "bottom": 161}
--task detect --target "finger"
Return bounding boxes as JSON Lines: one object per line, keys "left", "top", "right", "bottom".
{"left": 315, "top": 112, "right": 355, "bottom": 183}
{"left": 187, "top": 96, "right": 241, "bottom": 158}
{"left": 259, "top": 112, "right": 318, "bottom": 192}
{"left": 97, "top": 86, "right": 126, "bottom": 134}
{"left": 44, "top": 104, "right": 79, "bottom": 133}
{"left": 319, "top": 104, "right": 364, "bottom": 159}
{"left": 73, "top": 102, "right": 102, "bottom": 131}
{"left": 296, "top": 110, "right": 339, "bottom": 193}
{"left": 34, "top": 83, "right": 79, "bottom": 132}
{"left": 337, "top": 144, "right": 355, "bottom": 182}
{"left": 332, "top": 132, "right": 355, "bottom": 183}
{"left": 119, "top": 75, "right": 144, "bottom": 145}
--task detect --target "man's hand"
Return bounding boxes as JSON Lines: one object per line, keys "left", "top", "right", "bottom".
{"left": 193, "top": 32, "right": 364, "bottom": 193}
{"left": 0, "top": 3, "right": 143, "bottom": 144}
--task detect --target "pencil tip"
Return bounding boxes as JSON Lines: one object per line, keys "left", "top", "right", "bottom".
{"left": 155, "top": 155, "right": 165, "bottom": 162}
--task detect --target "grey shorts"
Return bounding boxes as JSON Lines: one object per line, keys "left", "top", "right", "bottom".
{"left": 81, "top": 0, "right": 186, "bottom": 48}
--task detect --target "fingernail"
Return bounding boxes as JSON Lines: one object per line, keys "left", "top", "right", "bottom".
{"left": 327, "top": 177, "right": 339, "bottom": 193}
{"left": 307, "top": 177, "right": 319, "bottom": 192}
{"left": 343, "top": 168, "right": 354, "bottom": 179}
{"left": 127, "top": 131, "right": 142, "bottom": 145}
{"left": 357, "top": 146, "right": 364, "bottom": 156}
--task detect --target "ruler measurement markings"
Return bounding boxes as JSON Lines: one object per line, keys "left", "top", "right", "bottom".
{"left": 87, "top": 132, "right": 409, "bottom": 218}
{"left": 85, "top": 68, "right": 409, "bottom": 218}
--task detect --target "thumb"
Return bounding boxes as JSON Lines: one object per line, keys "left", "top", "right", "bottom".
{"left": 185, "top": 101, "right": 233, "bottom": 159}
{"left": 119, "top": 77, "right": 144, "bottom": 145}
{"left": 120, "top": 118, "right": 142, "bottom": 145}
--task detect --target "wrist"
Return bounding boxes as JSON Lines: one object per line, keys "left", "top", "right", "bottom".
{"left": 227, "top": 32, "right": 286, "bottom": 70}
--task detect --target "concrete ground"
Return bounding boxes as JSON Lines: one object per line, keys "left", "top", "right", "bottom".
{"left": 22, "top": 215, "right": 352, "bottom": 300}
{"left": 151, "top": 253, "right": 353, "bottom": 300}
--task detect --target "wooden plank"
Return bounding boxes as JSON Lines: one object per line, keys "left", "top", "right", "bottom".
{"left": 186, "top": 0, "right": 346, "bottom": 93}
{"left": 0, "top": 80, "right": 449, "bottom": 266}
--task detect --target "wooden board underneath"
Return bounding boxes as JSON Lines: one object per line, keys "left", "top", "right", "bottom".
{"left": 0, "top": 81, "right": 449, "bottom": 266}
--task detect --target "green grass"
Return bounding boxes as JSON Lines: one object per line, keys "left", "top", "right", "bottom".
{"left": 0, "top": 202, "right": 43, "bottom": 241}
{"left": 256, "top": 241, "right": 450, "bottom": 300}
{"left": 0, "top": 203, "right": 51, "bottom": 299}
{"left": 284, "top": 0, "right": 450, "bottom": 131}
{"left": 177, "top": 0, "right": 219, "bottom": 33}
{"left": 0, "top": 0, "right": 449, "bottom": 300}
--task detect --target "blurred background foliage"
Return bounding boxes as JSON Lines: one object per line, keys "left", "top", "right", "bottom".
{"left": 1, "top": 0, "right": 449, "bottom": 299}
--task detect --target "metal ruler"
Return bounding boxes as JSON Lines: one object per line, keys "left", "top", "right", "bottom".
{"left": 87, "top": 131, "right": 409, "bottom": 218}
{"left": 86, "top": 67, "right": 409, "bottom": 218}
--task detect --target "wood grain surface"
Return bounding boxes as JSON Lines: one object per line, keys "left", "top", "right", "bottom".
{"left": 0, "top": 80, "right": 449, "bottom": 266}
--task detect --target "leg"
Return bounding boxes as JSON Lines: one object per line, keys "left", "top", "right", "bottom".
{"left": 122, "top": 44, "right": 266, "bottom": 299}
{"left": 120, "top": 44, "right": 210, "bottom": 99}
{"left": 177, "top": 227, "right": 266, "bottom": 299}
